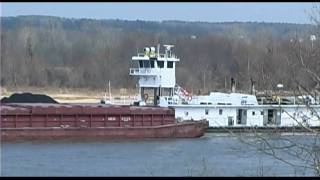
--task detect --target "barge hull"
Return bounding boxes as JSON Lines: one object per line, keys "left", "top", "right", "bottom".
{"left": 206, "top": 126, "right": 320, "bottom": 133}
{"left": 1, "top": 103, "right": 208, "bottom": 140}
{"left": 1, "top": 121, "right": 207, "bottom": 141}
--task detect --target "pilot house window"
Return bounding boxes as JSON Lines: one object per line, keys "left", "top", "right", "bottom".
{"left": 150, "top": 60, "right": 155, "bottom": 68}
{"left": 139, "top": 60, "right": 150, "bottom": 68}
{"left": 143, "top": 60, "right": 150, "bottom": 68}
{"left": 157, "top": 61, "right": 164, "bottom": 68}
{"left": 167, "top": 61, "right": 173, "bottom": 68}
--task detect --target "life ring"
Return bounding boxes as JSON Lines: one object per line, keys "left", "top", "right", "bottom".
{"left": 143, "top": 93, "right": 149, "bottom": 101}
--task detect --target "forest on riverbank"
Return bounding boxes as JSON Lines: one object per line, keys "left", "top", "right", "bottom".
{"left": 1, "top": 15, "right": 319, "bottom": 94}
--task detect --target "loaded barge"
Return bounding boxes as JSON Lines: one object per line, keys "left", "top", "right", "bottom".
{"left": 0, "top": 103, "right": 208, "bottom": 141}
{"left": 0, "top": 44, "right": 211, "bottom": 141}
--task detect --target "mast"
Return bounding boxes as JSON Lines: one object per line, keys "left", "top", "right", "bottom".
{"left": 109, "top": 80, "right": 111, "bottom": 103}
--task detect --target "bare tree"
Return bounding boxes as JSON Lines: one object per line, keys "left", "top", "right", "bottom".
{"left": 230, "top": 5, "right": 320, "bottom": 176}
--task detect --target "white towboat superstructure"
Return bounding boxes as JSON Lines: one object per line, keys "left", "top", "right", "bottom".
{"left": 129, "top": 45, "right": 320, "bottom": 128}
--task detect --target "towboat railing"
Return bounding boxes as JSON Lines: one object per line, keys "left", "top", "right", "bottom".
{"left": 135, "top": 53, "right": 169, "bottom": 58}
{"left": 129, "top": 68, "right": 157, "bottom": 76}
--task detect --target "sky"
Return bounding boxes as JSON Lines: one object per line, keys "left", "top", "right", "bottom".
{"left": 1, "top": 2, "right": 319, "bottom": 24}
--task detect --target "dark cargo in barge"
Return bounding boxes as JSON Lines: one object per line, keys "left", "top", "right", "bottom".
{"left": 0, "top": 103, "right": 208, "bottom": 141}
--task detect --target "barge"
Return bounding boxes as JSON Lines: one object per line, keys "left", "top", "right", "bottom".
{"left": 0, "top": 103, "right": 208, "bottom": 141}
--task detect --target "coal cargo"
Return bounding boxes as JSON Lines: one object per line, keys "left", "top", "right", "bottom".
{"left": 0, "top": 92, "right": 58, "bottom": 103}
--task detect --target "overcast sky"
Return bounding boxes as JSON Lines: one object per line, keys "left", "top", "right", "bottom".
{"left": 1, "top": 2, "right": 318, "bottom": 24}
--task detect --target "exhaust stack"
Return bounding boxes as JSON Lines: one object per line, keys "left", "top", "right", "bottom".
{"left": 250, "top": 78, "right": 256, "bottom": 95}
{"left": 231, "top": 77, "right": 236, "bottom": 93}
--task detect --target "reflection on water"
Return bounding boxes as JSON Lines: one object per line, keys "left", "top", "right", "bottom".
{"left": 0, "top": 133, "right": 317, "bottom": 176}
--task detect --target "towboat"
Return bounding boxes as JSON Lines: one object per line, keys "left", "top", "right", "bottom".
{"left": 129, "top": 44, "right": 320, "bottom": 129}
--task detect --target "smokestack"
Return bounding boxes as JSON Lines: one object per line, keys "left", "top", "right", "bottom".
{"left": 231, "top": 77, "right": 236, "bottom": 93}
{"left": 250, "top": 78, "right": 256, "bottom": 95}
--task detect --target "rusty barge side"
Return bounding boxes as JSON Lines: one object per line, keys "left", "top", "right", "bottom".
{"left": 0, "top": 103, "right": 208, "bottom": 141}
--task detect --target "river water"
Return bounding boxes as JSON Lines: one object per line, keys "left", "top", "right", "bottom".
{"left": 1, "top": 133, "right": 317, "bottom": 176}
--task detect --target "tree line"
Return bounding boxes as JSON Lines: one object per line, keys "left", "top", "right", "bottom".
{"left": 1, "top": 15, "right": 318, "bottom": 94}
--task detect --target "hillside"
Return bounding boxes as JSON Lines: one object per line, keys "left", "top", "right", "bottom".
{"left": 1, "top": 15, "right": 318, "bottom": 94}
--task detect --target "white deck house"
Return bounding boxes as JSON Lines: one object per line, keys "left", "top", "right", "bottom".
{"left": 130, "top": 45, "right": 320, "bottom": 128}
{"left": 172, "top": 92, "right": 320, "bottom": 127}
{"left": 174, "top": 104, "right": 320, "bottom": 127}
